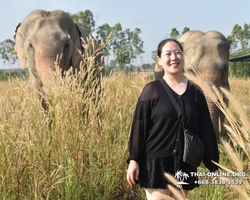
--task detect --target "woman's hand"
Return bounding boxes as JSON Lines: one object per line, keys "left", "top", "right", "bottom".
{"left": 127, "top": 160, "right": 140, "bottom": 187}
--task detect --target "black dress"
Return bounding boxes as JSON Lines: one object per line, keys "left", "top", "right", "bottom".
{"left": 127, "top": 79, "right": 219, "bottom": 190}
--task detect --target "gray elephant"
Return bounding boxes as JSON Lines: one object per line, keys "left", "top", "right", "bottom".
{"left": 14, "top": 10, "right": 103, "bottom": 109}
{"left": 154, "top": 31, "right": 231, "bottom": 142}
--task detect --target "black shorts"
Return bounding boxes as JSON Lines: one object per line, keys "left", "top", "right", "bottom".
{"left": 138, "top": 155, "right": 199, "bottom": 190}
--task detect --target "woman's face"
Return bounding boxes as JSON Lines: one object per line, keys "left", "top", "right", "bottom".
{"left": 157, "top": 41, "right": 184, "bottom": 75}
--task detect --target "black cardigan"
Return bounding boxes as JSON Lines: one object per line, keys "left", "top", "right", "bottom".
{"left": 128, "top": 79, "right": 219, "bottom": 171}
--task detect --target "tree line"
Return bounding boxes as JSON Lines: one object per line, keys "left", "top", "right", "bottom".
{"left": 1, "top": 9, "right": 250, "bottom": 77}
{"left": 227, "top": 23, "right": 250, "bottom": 77}
{"left": 0, "top": 10, "right": 145, "bottom": 76}
{"left": 0, "top": 68, "right": 28, "bottom": 81}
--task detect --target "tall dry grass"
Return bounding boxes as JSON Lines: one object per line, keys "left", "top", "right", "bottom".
{"left": 0, "top": 66, "right": 151, "bottom": 199}
{"left": 1, "top": 72, "right": 250, "bottom": 199}
{"left": 0, "top": 34, "right": 150, "bottom": 199}
{"left": 1, "top": 35, "right": 250, "bottom": 199}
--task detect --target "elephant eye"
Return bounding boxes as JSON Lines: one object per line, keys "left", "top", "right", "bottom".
{"left": 64, "top": 43, "right": 70, "bottom": 51}
{"left": 29, "top": 43, "right": 33, "bottom": 49}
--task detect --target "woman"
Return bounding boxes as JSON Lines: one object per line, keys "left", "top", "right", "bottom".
{"left": 126, "top": 38, "right": 219, "bottom": 199}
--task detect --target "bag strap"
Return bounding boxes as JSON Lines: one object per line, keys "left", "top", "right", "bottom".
{"left": 159, "top": 78, "right": 183, "bottom": 121}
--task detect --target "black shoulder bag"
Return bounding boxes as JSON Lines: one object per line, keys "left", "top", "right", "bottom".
{"left": 159, "top": 78, "right": 205, "bottom": 168}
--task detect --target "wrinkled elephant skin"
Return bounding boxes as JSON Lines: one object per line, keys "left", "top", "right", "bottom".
{"left": 154, "top": 31, "right": 231, "bottom": 142}
{"left": 14, "top": 10, "right": 103, "bottom": 109}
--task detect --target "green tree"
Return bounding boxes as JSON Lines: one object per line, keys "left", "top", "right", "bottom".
{"left": 96, "top": 23, "right": 112, "bottom": 64}
{"left": 130, "top": 28, "right": 144, "bottom": 65}
{"left": 170, "top": 28, "right": 180, "bottom": 39}
{"left": 96, "top": 23, "right": 112, "bottom": 48}
{"left": 96, "top": 23, "right": 122, "bottom": 65}
{"left": 116, "top": 44, "right": 133, "bottom": 70}
{"left": 228, "top": 22, "right": 250, "bottom": 77}
{"left": 0, "top": 39, "right": 17, "bottom": 67}
{"left": 70, "top": 10, "right": 145, "bottom": 71}
{"left": 114, "top": 29, "right": 133, "bottom": 70}
{"left": 151, "top": 50, "right": 157, "bottom": 62}
{"left": 111, "top": 23, "right": 123, "bottom": 56}
{"left": 228, "top": 23, "right": 250, "bottom": 56}
{"left": 109, "top": 59, "right": 117, "bottom": 70}
{"left": 227, "top": 35, "right": 238, "bottom": 57}
{"left": 104, "top": 66, "right": 113, "bottom": 76}
{"left": 67, "top": 10, "right": 95, "bottom": 34}
{"left": 141, "top": 63, "right": 153, "bottom": 71}
{"left": 114, "top": 28, "right": 144, "bottom": 70}
{"left": 182, "top": 27, "right": 190, "bottom": 34}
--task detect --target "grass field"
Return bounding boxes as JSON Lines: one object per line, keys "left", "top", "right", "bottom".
{"left": 0, "top": 73, "right": 249, "bottom": 199}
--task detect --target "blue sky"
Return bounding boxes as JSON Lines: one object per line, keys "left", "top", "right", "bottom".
{"left": 1, "top": 0, "right": 250, "bottom": 69}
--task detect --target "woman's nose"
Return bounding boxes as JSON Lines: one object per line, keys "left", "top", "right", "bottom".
{"left": 171, "top": 52, "right": 177, "bottom": 60}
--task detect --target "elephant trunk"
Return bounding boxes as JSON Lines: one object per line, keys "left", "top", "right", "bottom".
{"left": 36, "top": 55, "right": 62, "bottom": 88}
{"left": 205, "top": 96, "right": 225, "bottom": 143}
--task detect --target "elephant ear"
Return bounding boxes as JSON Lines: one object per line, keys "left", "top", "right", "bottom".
{"left": 74, "top": 24, "right": 85, "bottom": 51}
{"left": 14, "top": 22, "right": 27, "bottom": 69}
{"left": 73, "top": 24, "right": 103, "bottom": 69}
{"left": 70, "top": 24, "right": 86, "bottom": 67}
{"left": 226, "top": 38, "right": 232, "bottom": 46}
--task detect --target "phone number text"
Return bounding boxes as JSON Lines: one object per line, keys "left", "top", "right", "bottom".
{"left": 195, "top": 179, "right": 243, "bottom": 185}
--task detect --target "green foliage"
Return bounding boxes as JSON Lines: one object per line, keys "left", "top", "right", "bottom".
{"left": 0, "top": 69, "right": 28, "bottom": 81}
{"left": 141, "top": 63, "right": 154, "bottom": 71}
{"left": 104, "top": 60, "right": 117, "bottom": 76}
{"left": 96, "top": 23, "right": 122, "bottom": 65}
{"left": 67, "top": 10, "right": 95, "bottom": 34}
{"left": 115, "top": 28, "right": 144, "bottom": 70}
{"left": 169, "top": 27, "right": 190, "bottom": 38}
{"left": 116, "top": 44, "right": 133, "bottom": 70}
{"left": 228, "top": 22, "right": 250, "bottom": 56}
{"left": 111, "top": 23, "right": 123, "bottom": 45}
{"left": 96, "top": 23, "right": 112, "bottom": 57}
{"left": 170, "top": 28, "right": 180, "bottom": 39}
{"left": 229, "top": 62, "right": 250, "bottom": 78}
{"left": 228, "top": 22, "right": 250, "bottom": 77}
{"left": 104, "top": 66, "right": 113, "bottom": 76}
{"left": 182, "top": 27, "right": 190, "bottom": 34}
{"left": 109, "top": 59, "right": 117, "bottom": 69}
{"left": 0, "top": 39, "right": 17, "bottom": 66}
{"left": 151, "top": 49, "right": 157, "bottom": 63}
{"left": 97, "top": 24, "right": 144, "bottom": 70}
{"left": 131, "top": 28, "right": 144, "bottom": 58}
{"left": 68, "top": 9, "right": 145, "bottom": 71}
